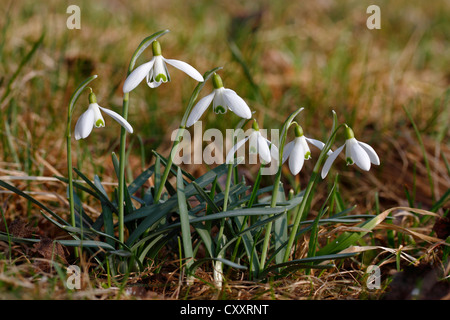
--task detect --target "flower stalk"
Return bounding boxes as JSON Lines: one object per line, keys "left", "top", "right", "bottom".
{"left": 66, "top": 74, "right": 98, "bottom": 256}
{"left": 117, "top": 92, "right": 130, "bottom": 244}
{"left": 283, "top": 113, "right": 343, "bottom": 262}
{"left": 117, "top": 30, "right": 170, "bottom": 243}
{"left": 259, "top": 107, "right": 303, "bottom": 270}
{"left": 259, "top": 164, "right": 282, "bottom": 270}
{"left": 153, "top": 67, "right": 222, "bottom": 203}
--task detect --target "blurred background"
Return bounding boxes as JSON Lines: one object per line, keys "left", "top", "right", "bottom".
{"left": 0, "top": 0, "right": 448, "bottom": 218}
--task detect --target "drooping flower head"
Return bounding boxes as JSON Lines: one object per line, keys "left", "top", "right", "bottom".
{"left": 186, "top": 73, "right": 252, "bottom": 127}
{"left": 282, "top": 124, "right": 330, "bottom": 175}
{"left": 74, "top": 89, "right": 133, "bottom": 140}
{"left": 226, "top": 120, "right": 278, "bottom": 165}
{"left": 123, "top": 40, "right": 204, "bottom": 93}
{"left": 321, "top": 125, "right": 380, "bottom": 178}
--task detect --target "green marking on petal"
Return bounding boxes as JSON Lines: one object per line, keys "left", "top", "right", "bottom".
{"left": 155, "top": 74, "right": 167, "bottom": 82}
{"left": 214, "top": 105, "right": 226, "bottom": 114}
{"left": 250, "top": 146, "right": 257, "bottom": 153}
{"left": 304, "top": 151, "right": 311, "bottom": 160}
{"left": 95, "top": 119, "right": 105, "bottom": 127}
{"left": 346, "top": 157, "right": 354, "bottom": 165}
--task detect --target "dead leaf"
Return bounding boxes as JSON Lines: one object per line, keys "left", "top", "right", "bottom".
{"left": 377, "top": 222, "right": 446, "bottom": 244}
{"left": 8, "top": 218, "right": 37, "bottom": 238}
{"left": 433, "top": 217, "right": 450, "bottom": 239}
{"left": 32, "top": 237, "right": 68, "bottom": 271}
{"left": 384, "top": 264, "right": 450, "bottom": 300}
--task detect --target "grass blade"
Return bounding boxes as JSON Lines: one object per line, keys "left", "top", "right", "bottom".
{"left": 403, "top": 106, "right": 435, "bottom": 203}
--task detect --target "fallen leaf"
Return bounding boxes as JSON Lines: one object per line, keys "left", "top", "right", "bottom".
{"left": 32, "top": 237, "right": 68, "bottom": 272}
{"left": 8, "top": 218, "right": 37, "bottom": 238}
{"left": 433, "top": 217, "right": 450, "bottom": 240}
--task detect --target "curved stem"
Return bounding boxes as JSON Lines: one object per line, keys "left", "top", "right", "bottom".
{"left": 222, "top": 163, "right": 234, "bottom": 213}
{"left": 153, "top": 67, "right": 222, "bottom": 204}
{"left": 66, "top": 75, "right": 97, "bottom": 257}
{"left": 259, "top": 165, "right": 282, "bottom": 270}
{"left": 230, "top": 165, "right": 262, "bottom": 263}
{"left": 283, "top": 122, "right": 345, "bottom": 262}
{"left": 154, "top": 126, "right": 184, "bottom": 203}
{"left": 282, "top": 171, "right": 318, "bottom": 262}
{"left": 215, "top": 163, "right": 233, "bottom": 250}
{"left": 213, "top": 162, "right": 234, "bottom": 288}
{"left": 117, "top": 30, "right": 170, "bottom": 243}
{"left": 117, "top": 92, "right": 130, "bottom": 244}
{"left": 66, "top": 126, "right": 76, "bottom": 230}
{"left": 258, "top": 109, "right": 302, "bottom": 270}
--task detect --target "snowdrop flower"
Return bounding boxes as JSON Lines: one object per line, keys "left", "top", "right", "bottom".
{"left": 321, "top": 125, "right": 380, "bottom": 178}
{"left": 226, "top": 121, "right": 278, "bottom": 165}
{"left": 282, "top": 125, "right": 330, "bottom": 175}
{"left": 186, "top": 73, "right": 252, "bottom": 127}
{"left": 74, "top": 90, "right": 133, "bottom": 140}
{"left": 123, "top": 40, "right": 204, "bottom": 93}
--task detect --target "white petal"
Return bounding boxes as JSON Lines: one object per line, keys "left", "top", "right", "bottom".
{"left": 321, "top": 144, "right": 345, "bottom": 179}
{"left": 98, "top": 106, "right": 133, "bottom": 134}
{"left": 74, "top": 107, "right": 95, "bottom": 140}
{"left": 268, "top": 139, "right": 279, "bottom": 163}
{"left": 212, "top": 88, "right": 227, "bottom": 114}
{"left": 163, "top": 58, "right": 204, "bottom": 82}
{"left": 151, "top": 56, "right": 169, "bottom": 83}
{"left": 222, "top": 89, "right": 252, "bottom": 119}
{"left": 257, "top": 134, "right": 271, "bottom": 164}
{"left": 358, "top": 141, "right": 380, "bottom": 165}
{"left": 248, "top": 133, "right": 259, "bottom": 154}
{"left": 186, "top": 91, "right": 215, "bottom": 127}
{"left": 225, "top": 136, "right": 249, "bottom": 164}
{"left": 349, "top": 139, "right": 371, "bottom": 171}
{"left": 299, "top": 136, "right": 311, "bottom": 159}
{"left": 282, "top": 141, "right": 295, "bottom": 164}
{"left": 288, "top": 139, "right": 305, "bottom": 175}
{"left": 123, "top": 58, "right": 155, "bottom": 93}
{"left": 147, "top": 80, "right": 163, "bottom": 88}
{"left": 305, "top": 137, "right": 332, "bottom": 155}
{"left": 91, "top": 103, "right": 105, "bottom": 128}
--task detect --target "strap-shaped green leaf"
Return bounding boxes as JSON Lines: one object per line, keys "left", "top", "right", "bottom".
{"left": 125, "top": 162, "right": 231, "bottom": 245}
{"left": 127, "top": 165, "right": 155, "bottom": 195}
{"left": 0, "top": 180, "right": 67, "bottom": 225}
{"left": 260, "top": 252, "right": 358, "bottom": 278}
{"left": 73, "top": 167, "right": 118, "bottom": 213}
